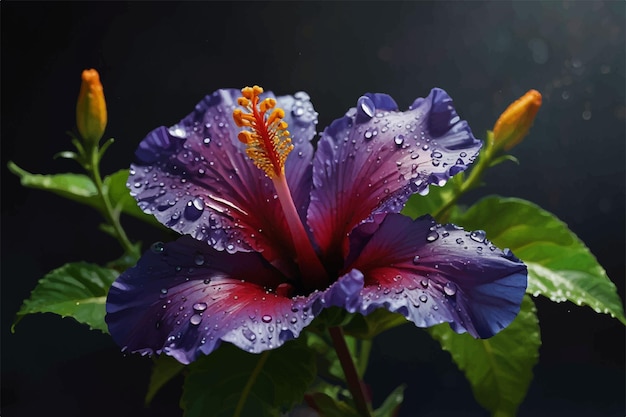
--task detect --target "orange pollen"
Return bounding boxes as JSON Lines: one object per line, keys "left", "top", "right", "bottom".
{"left": 232, "top": 85, "right": 294, "bottom": 178}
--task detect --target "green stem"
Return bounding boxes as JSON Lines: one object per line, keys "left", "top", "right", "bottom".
{"left": 328, "top": 326, "right": 372, "bottom": 417}
{"left": 356, "top": 339, "right": 372, "bottom": 379}
{"left": 87, "top": 144, "right": 138, "bottom": 258}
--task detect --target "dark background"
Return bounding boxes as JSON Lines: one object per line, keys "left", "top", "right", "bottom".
{"left": 2, "top": 2, "right": 624, "bottom": 416}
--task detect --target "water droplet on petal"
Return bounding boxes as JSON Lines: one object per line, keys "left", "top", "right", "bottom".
{"left": 242, "top": 327, "right": 257, "bottom": 341}
{"left": 357, "top": 96, "right": 376, "bottom": 120}
{"left": 426, "top": 231, "right": 439, "bottom": 242}
{"left": 394, "top": 134, "right": 405, "bottom": 146}
{"left": 444, "top": 282, "right": 457, "bottom": 296}
{"left": 412, "top": 255, "right": 420, "bottom": 264}
{"left": 190, "top": 314, "right": 202, "bottom": 326}
{"left": 420, "top": 279, "right": 429, "bottom": 288}
{"left": 262, "top": 315, "right": 272, "bottom": 323}
{"left": 456, "top": 238, "right": 464, "bottom": 245}
{"left": 194, "top": 254, "right": 205, "bottom": 266}
{"left": 151, "top": 242, "right": 165, "bottom": 253}
{"left": 184, "top": 197, "right": 204, "bottom": 220}
{"left": 469, "top": 230, "right": 486, "bottom": 243}
{"left": 193, "top": 302, "right": 207, "bottom": 312}
{"left": 419, "top": 294, "right": 428, "bottom": 303}
{"left": 290, "top": 316, "right": 298, "bottom": 324}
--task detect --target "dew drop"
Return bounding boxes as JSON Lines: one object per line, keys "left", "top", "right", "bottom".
{"left": 469, "top": 230, "right": 486, "bottom": 243}
{"left": 364, "top": 127, "right": 378, "bottom": 140}
{"left": 419, "top": 294, "right": 428, "bottom": 303}
{"left": 413, "top": 255, "right": 420, "bottom": 264}
{"left": 242, "top": 327, "right": 257, "bottom": 341}
{"left": 432, "top": 151, "right": 443, "bottom": 159}
{"left": 262, "top": 314, "right": 272, "bottom": 323}
{"left": 190, "top": 314, "right": 202, "bottom": 326}
{"left": 394, "top": 134, "right": 405, "bottom": 146}
{"left": 357, "top": 96, "right": 376, "bottom": 120}
{"left": 420, "top": 279, "right": 429, "bottom": 288}
{"left": 151, "top": 242, "right": 165, "bottom": 253}
{"left": 290, "top": 316, "right": 298, "bottom": 324}
{"left": 426, "top": 231, "right": 439, "bottom": 242}
{"left": 193, "top": 302, "right": 207, "bottom": 312}
{"left": 203, "top": 137, "right": 211, "bottom": 145}
{"left": 184, "top": 197, "right": 205, "bottom": 220}
{"left": 203, "top": 278, "right": 211, "bottom": 285}
{"left": 194, "top": 254, "right": 205, "bottom": 266}
{"left": 456, "top": 238, "right": 464, "bottom": 245}
{"left": 160, "top": 288, "right": 168, "bottom": 295}
{"left": 444, "top": 282, "right": 457, "bottom": 296}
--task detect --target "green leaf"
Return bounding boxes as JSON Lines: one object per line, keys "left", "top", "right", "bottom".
{"left": 103, "top": 169, "right": 162, "bottom": 227}
{"left": 181, "top": 340, "right": 316, "bottom": 417}
{"left": 146, "top": 355, "right": 186, "bottom": 405}
{"left": 402, "top": 175, "right": 461, "bottom": 220}
{"left": 306, "top": 332, "right": 369, "bottom": 382}
{"left": 454, "top": 196, "right": 626, "bottom": 324}
{"left": 373, "top": 384, "right": 405, "bottom": 417}
{"left": 13, "top": 262, "right": 118, "bottom": 333}
{"left": 9, "top": 162, "right": 164, "bottom": 230}
{"left": 429, "top": 295, "right": 540, "bottom": 417}
{"left": 8, "top": 161, "right": 98, "bottom": 206}
{"left": 343, "top": 310, "right": 408, "bottom": 340}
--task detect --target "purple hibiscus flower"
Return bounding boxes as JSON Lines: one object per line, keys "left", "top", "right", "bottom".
{"left": 105, "top": 86, "right": 527, "bottom": 364}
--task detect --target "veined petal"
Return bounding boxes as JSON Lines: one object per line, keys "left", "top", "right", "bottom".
{"left": 346, "top": 213, "right": 527, "bottom": 338}
{"left": 105, "top": 237, "right": 318, "bottom": 364}
{"left": 128, "top": 89, "right": 317, "bottom": 275}
{"left": 308, "top": 89, "right": 481, "bottom": 271}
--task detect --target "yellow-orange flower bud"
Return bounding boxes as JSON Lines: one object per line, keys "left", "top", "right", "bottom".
{"left": 493, "top": 89, "right": 542, "bottom": 151}
{"left": 76, "top": 69, "right": 107, "bottom": 145}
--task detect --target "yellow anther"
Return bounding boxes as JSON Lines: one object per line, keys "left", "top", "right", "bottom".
{"left": 232, "top": 109, "right": 246, "bottom": 127}
{"left": 232, "top": 85, "right": 293, "bottom": 178}
{"left": 237, "top": 131, "right": 253, "bottom": 144}
{"left": 267, "top": 108, "right": 285, "bottom": 126}
{"left": 260, "top": 98, "right": 277, "bottom": 113}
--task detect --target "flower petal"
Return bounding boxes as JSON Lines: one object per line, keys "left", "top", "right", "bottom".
{"left": 106, "top": 236, "right": 320, "bottom": 364}
{"left": 128, "top": 89, "right": 317, "bottom": 275}
{"left": 308, "top": 88, "right": 481, "bottom": 270}
{"left": 346, "top": 213, "right": 527, "bottom": 338}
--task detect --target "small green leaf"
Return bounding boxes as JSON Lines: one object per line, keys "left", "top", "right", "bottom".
{"left": 429, "top": 295, "right": 540, "bottom": 417}
{"left": 454, "top": 197, "right": 626, "bottom": 324}
{"left": 373, "top": 384, "right": 405, "bottom": 417}
{"left": 146, "top": 355, "right": 186, "bottom": 405}
{"left": 181, "top": 340, "right": 316, "bottom": 417}
{"left": 8, "top": 161, "right": 98, "bottom": 206}
{"left": 13, "top": 262, "right": 118, "bottom": 333}
{"left": 343, "top": 310, "right": 408, "bottom": 339}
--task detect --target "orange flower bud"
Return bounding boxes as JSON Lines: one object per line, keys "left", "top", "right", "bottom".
{"left": 76, "top": 69, "right": 107, "bottom": 145}
{"left": 493, "top": 89, "right": 542, "bottom": 151}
